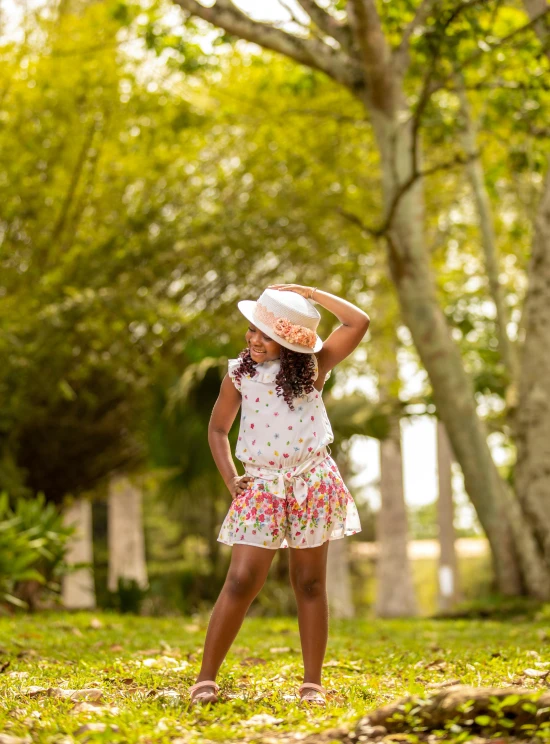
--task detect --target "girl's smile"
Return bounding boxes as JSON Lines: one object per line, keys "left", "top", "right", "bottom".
{"left": 246, "top": 324, "right": 281, "bottom": 362}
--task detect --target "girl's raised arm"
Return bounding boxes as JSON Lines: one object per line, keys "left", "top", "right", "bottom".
{"left": 268, "top": 284, "right": 370, "bottom": 377}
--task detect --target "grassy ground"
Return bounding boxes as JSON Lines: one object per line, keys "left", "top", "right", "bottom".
{"left": 1, "top": 610, "right": 549, "bottom": 743}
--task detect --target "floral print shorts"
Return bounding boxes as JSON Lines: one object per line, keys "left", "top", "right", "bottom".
{"left": 218, "top": 456, "right": 362, "bottom": 550}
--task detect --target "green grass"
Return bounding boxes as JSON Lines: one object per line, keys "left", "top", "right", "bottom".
{"left": 1, "top": 610, "right": 549, "bottom": 743}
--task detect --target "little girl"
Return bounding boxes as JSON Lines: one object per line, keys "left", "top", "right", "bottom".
{"left": 188, "top": 284, "right": 369, "bottom": 705}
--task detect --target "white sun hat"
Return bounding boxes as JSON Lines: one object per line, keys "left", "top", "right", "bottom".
{"left": 237, "top": 288, "right": 323, "bottom": 354}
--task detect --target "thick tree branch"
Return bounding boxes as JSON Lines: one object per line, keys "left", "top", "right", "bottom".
{"left": 294, "top": 0, "right": 354, "bottom": 52}
{"left": 174, "top": 0, "right": 364, "bottom": 91}
{"left": 350, "top": 0, "right": 394, "bottom": 112}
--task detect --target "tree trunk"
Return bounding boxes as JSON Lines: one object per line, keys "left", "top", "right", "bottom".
{"left": 62, "top": 497, "right": 96, "bottom": 609}
{"left": 436, "top": 420, "right": 461, "bottom": 611}
{"left": 327, "top": 537, "right": 355, "bottom": 619}
{"left": 107, "top": 474, "right": 149, "bottom": 593}
{"left": 455, "top": 79, "right": 518, "bottom": 387}
{"left": 513, "top": 160, "right": 550, "bottom": 594}
{"left": 376, "top": 416, "right": 417, "bottom": 617}
{"left": 368, "top": 102, "right": 531, "bottom": 594}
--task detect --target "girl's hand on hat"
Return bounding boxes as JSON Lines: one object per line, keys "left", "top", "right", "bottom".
{"left": 268, "top": 284, "right": 313, "bottom": 298}
{"left": 229, "top": 474, "right": 254, "bottom": 499}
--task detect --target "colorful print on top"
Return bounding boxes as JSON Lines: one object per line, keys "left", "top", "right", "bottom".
{"left": 218, "top": 355, "right": 362, "bottom": 550}
{"left": 227, "top": 356, "right": 333, "bottom": 472}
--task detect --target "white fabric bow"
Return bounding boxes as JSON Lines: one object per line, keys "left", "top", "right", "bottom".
{"left": 244, "top": 447, "right": 330, "bottom": 505}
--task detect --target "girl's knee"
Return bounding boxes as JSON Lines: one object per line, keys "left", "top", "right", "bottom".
{"left": 291, "top": 573, "right": 326, "bottom": 600}
{"left": 224, "top": 567, "right": 265, "bottom": 600}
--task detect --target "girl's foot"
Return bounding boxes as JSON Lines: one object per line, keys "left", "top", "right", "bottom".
{"left": 189, "top": 680, "right": 220, "bottom": 704}
{"left": 298, "top": 682, "right": 327, "bottom": 705}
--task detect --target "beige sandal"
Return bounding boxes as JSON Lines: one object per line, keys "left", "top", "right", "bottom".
{"left": 299, "top": 682, "right": 327, "bottom": 705}
{"left": 189, "top": 680, "right": 220, "bottom": 704}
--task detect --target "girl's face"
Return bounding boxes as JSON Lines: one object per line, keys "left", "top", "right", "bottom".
{"left": 246, "top": 323, "right": 281, "bottom": 362}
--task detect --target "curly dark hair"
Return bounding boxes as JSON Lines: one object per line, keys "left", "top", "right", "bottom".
{"left": 234, "top": 347, "right": 316, "bottom": 411}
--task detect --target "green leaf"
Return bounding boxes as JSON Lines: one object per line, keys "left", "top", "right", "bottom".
{"left": 474, "top": 715, "right": 492, "bottom": 726}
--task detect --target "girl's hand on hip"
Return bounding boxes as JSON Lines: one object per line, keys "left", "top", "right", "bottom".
{"left": 268, "top": 284, "right": 313, "bottom": 298}
{"left": 229, "top": 474, "right": 254, "bottom": 500}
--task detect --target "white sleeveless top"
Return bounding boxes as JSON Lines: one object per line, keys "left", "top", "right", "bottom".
{"left": 227, "top": 356, "right": 334, "bottom": 502}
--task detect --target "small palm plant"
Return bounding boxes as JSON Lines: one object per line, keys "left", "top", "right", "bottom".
{"left": 0, "top": 491, "right": 76, "bottom": 612}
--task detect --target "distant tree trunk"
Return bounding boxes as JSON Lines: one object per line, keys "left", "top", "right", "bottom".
{"left": 107, "top": 474, "right": 148, "bottom": 593}
{"left": 455, "top": 78, "right": 518, "bottom": 388}
{"left": 327, "top": 537, "right": 355, "bottom": 619}
{"left": 436, "top": 421, "right": 461, "bottom": 611}
{"left": 62, "top": 497, "right": 96, "bottom": 609}
{"left": 376, "top": 416, "right": 417, "bottom": 617}
{"left": 326, "top": 451, "right": 355, "bottom": 619}
{"left": 513, "top": 160, "right": 550, "bottom": 587}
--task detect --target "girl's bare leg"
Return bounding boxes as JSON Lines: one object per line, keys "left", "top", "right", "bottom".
{"left": 195, "top": 544, "right": 277, "bottom": 684}
{"left": 289, "top": 541, "right": 330, "bottom": 685}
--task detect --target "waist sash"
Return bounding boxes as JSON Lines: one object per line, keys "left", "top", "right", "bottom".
{"left": 243, "top": 446, "right": 331, "bottom": 505}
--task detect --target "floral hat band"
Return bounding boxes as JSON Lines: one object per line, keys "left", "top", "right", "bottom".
{"left": 237, "top": 288, "right": 323, "bottom": 354}
{"left": 256, "top": 302, "right": 317, "bottom": 348}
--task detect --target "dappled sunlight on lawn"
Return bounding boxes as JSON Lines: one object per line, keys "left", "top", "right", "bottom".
{"left": 0, "top": 610, "right": 549, "bottom": 742}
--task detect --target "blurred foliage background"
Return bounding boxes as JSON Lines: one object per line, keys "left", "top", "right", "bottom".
{"left": 0, "top": 0, "right": 547, "bottom": 616}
